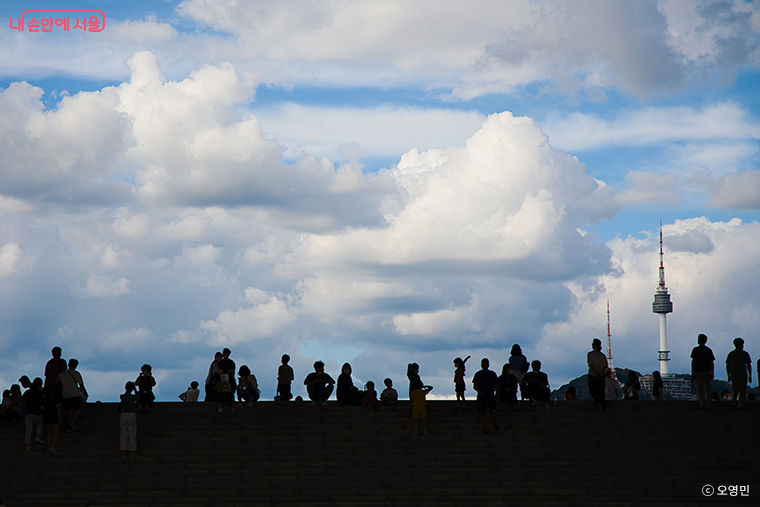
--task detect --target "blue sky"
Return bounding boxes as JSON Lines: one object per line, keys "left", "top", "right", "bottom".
{"left": 1, "top": 0, "right": 759, "bottom": 401}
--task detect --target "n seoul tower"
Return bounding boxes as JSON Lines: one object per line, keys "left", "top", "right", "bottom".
{"left": 652, "top": 225, "right": 673, "bottom": 375}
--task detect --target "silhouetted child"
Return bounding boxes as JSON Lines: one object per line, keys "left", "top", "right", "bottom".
{"left": 135, "top": 364, "right": 156, "bottom": 413}
{"left": 410, "top": 385, "right": 433, "bottom": 436}
{"left": 178, "top": 381, "right": 200, "bottom": 402}
{"left": 362, "top": 381, "right": 379, "bottom": 411}
{"left": 276, "top": 354, "right": 294, "bottom": 401}
{"left": 215, "top": 373, "right": 236, "bottom": 412}
{"left": 453, "top": 355, "right": 471, "bottom": 411}
{"left": 377, "top": 378, "right": 399, "bottom": 411}
{"left": 564, "top": 386, "right": 578, "bottom": 401}
{"left": 497, "top": 364, "right": 518, "bottom": 411}
{"left": 651, "top": 371, "right": 663, "bottom": 401}
{"left": 119, "top": 381, "right": 138, "bottom": 457}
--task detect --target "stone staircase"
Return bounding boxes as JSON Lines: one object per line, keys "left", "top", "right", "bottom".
{"left": 1, "top": 399, "right": 757, "bottom": 507}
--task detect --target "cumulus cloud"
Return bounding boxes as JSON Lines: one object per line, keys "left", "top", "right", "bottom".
{"left": 283, "top": 111, "right": 617, "bottom": 280}
{"left": 199, "top": 287, "right": 295, "bottom": 345}
{"left": 73, "top": 274, "right": 131, "bottom": 298}
{"left": 701, "top": 170, "right": 760, "bottom": 209}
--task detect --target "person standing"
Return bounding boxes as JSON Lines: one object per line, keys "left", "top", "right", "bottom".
{"left": 61, "top": 359, "right": 88, "bottom": 431}
{"left": 43, "top": 346, "right": 67, "bottom": 425}
{"left": 726, "top": 338, "right": 752, "bottom": 412}
{"left": 509, "top": 345, "right": 529, "bottom": 400}
{"left": 587, "top": 339, "right": 608, "bottom": 411}
{"left": 690, "top": 333, "right": 715, "bottom": 411}
{"left": 472, "top": 358, "right": 499, "bottom": 434}
{"left": 276, "top": 354, "right": 294, "bottom": 401}
{"left": 119, "top": 381, "right": 138, "bottom": 457}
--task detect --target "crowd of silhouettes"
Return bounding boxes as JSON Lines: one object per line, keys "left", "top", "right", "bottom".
{"left": 1, "top": 336, "right": 757, "bottom": 456}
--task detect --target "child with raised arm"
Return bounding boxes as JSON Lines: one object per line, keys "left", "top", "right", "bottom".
{"left": 377, "top": 378, "right": 399, "bottom": 411}
{"left": 453, "top": 355, "right": 471, "bottom": 411}
{"left": 276, "top": 354, "right": 294, "bottom": 401}
{"left": 410, "top": 384, "right": 433, "bottom": 436}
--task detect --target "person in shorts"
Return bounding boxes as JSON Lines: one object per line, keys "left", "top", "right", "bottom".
{"left": 472, "top": 358, "right": 499, "bottom": 434}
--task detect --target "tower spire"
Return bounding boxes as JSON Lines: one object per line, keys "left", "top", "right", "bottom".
{"left": 652, "top": 223, "right": 673, "bottom": 375}
{"left": 606, "top": 300, "right": 617, "bottom": 381}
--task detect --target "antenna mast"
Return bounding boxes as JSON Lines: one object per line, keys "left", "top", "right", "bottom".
{"left": 606, "top": 300, "right": 617, "bottom": 381}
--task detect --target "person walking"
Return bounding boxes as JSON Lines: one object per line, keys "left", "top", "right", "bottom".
{"left": 690, "top": 333, "right": 714, "bottom": 411}
{"left": 726, "top": 338, "right": 752, "bottom": 412}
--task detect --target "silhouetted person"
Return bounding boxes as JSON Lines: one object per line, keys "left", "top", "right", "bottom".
{"left": 61, "top": 358, "right": 88, "bottom": 431}
{"left": 276, "top": 354, "right": 294, "bottom": 401}
{"left": 587, "top": 338, "right": 607, "bottom": 411}
{"left": 473, "top": 358, "right": 499, "bottom": 434}
{"left": 690, "top": 333, "right": 715, "bottom": 411}
{"left": 522, "top": 360, "right": 550, "bottom": 409}
{"left": 44, "top": 346, "right": 67, "bottom": 425}
{"left": 119, "top": 381, "right": 138, "bottom": 457}
{"left": 1, "top": 384, "right": 22, "bottom": 424}
{"left": 407, "top": 363, "right": 422, "bottom": 414}
{"left": 453, "top": 355, "right": 470, "bottom": 411}
{"left": 135, "top": 364, "right": 156, "bottom": 413}
{"left": 304, "top": 361, "right": 334, "bottom": 406}
{"left": 651, "top": 371, "right": 663, "bottom": 401}
{"left": 205, "top": 352, "right": 224, "bottom": 402}
{"left": 410, "top": 384, "right": 433, "bottom": 436}
{"left": 377, "top": 378, "right": 399, "bottom": 411}
{"left": 497, "top": 364, "right": 518, "bottom": 411}
{"left": 23, "top": 378, "right": 44, "bottom": 452}
{"left": 622, "top": 372, "right": 640, "bottom": 400}
{"left": 237, "top": 365, "right": 259, "bottom": 405}
{"left": 564, "top": 386, "right": 578, "bottom": 401}
{"left": 219, "top": 348, "right": 237, "bottom": 397}
{"left": 604, "top": 369, "right": 618, "bottom": 401}
{"left": 726, "top": 337, "right": 752, "bottom": 411}
{"left": 178, "top": 381, "right": 200, "bottom": 402}
{"left": 337, "top": 363, "right": 363, "bottom": 406}
{"left": 362, "top": 381, "right": 378, "bottom": 411}
{"left": 509, "top": 345, "right": 529, "bottom": 400}
{"left": 42, "top": 389, "right": 59, "bottom": 455}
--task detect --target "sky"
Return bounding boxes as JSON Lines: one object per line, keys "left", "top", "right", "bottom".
{"left": 1, "top": 0, "right": 759, "bottom": 402}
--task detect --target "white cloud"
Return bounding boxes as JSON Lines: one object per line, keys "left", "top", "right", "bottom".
{"left": 542, "top": 102, "right": 760, "bottom": 152}
{"left": 105, "top": 16, "right": 178, "bottom": 43}
{"left": 0, "top": 243, "right": 23, "bottom": 279}
{"left": 283, "top": 111, "right": 617, "bottom": 279}
{"left": 99, "top": 327, "right": 155, "bottom": 353}
{"left": 73, "top": 274, "right": 131, "bottom": 298}
{"left": 174, "top": 244, "right": 222, "bottom": 267}
{"left": 200, "top": 287, "right": 295, "bottom": 345}
{"left": 701, "top": 170, "right": 760, "bottom": 209}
